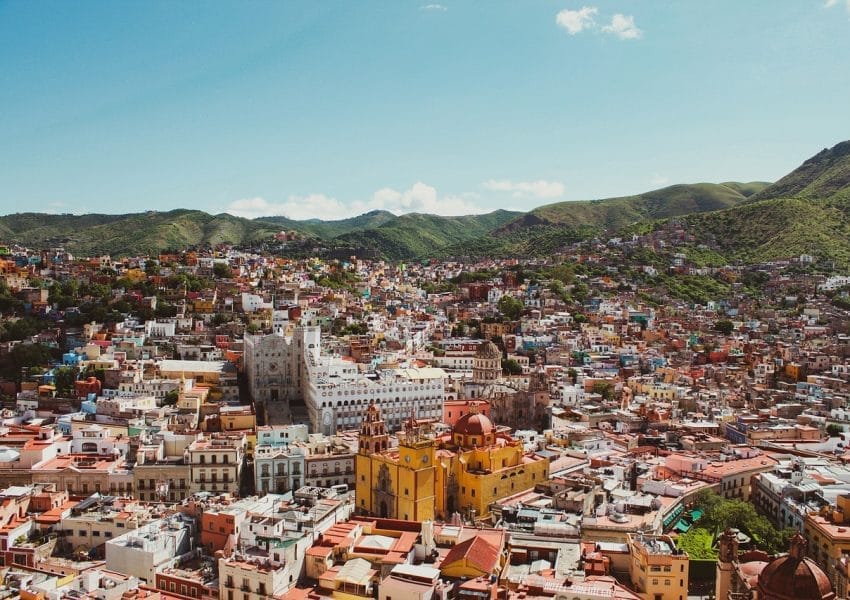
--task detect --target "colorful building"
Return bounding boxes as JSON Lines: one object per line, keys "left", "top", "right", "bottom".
{"left": 355, "top": 401, "right": 548, "bottom": 521}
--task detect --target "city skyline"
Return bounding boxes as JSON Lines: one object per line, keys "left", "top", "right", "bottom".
{"left": 2, "top": 1, "right": 850, "bottom": 219}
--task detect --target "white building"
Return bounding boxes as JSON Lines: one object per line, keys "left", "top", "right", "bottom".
{"left": 105, "top": 515, "right": 195, "bottom": 584}
{"left": 70, "top": 424, "right": 130, "bottom": 456}
{"left": 245, "top": 327, "right": 447, "bottom": 434}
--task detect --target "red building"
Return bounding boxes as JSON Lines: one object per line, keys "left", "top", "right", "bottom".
{"left": 442, "top": 400, "right": 491, "bottom": 428}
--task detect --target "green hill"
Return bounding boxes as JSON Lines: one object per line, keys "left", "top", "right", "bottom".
{"left": 527, "top": 182, "right": 758, "bottom": 229}
{"left": 437, "top": 182, "right": 766, "bottom": 259}
{"left": 5, "top": 140, "right": 850, "bottom": 263}
{"left": 255, "top": 210, "right": 397, "bottom": 239}
{"left": 0, "top": 208, "right": 520, "bottom": 259}
{"left": 332, "top": 210, "right": 522, "bottom": 259}
{"left": 676, "top": 141, "right": 850, "bottom": 265}
{"left": 0, "top": 210, "right": 280, "bottom": 257}
{"left": 719, "top": 181, "right": 771, "bottom": 198}
{"left": 749, "top": 140, "right": 850, "bottom": 202}
{"left": 683, "top": 195, "right": 850, "bottom": 266}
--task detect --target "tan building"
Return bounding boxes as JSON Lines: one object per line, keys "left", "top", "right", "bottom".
{"left": 804, "top": 494, "right": 850, "bottom": 591}
{"left": 133, "top": 460, "right": 192, "bottom": 503}
{"left": 627, "top": 533, "right": 689, "bottom": 600}
{"left": 31, "top": 454, "right": 133, "bottom": 497}
{"left": 186, "top": 432, "right": 246, "bottom": 495}
{"left": 59, "top": 499, "right": 152, "bottom": 556}
{"left": 219, "top": 554, "right": 289, "bottom": 600}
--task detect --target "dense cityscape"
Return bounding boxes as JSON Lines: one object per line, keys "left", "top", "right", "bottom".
{"left": 3, "top": 2, "right": 850, "bottom": 599}
{"left": 0, "top": 222, "right": 849, "bottom": 599}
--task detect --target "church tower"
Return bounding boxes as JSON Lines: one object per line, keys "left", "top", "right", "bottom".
{"left": 355, "top": 401, "right": 389, "bottom": 516}
{"left": 472, "top": 341, "right": 502, "bottom": 383}
{"left": 716, "top": 528, "right": 739, "bottom": 600}
{"left": 397, "top": 408, "right": 437, "bottom": 522}
{"left": 358, "top": 401, "right": 388, "bottom": 455}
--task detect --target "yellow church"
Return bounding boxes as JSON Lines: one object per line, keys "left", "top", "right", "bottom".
{"left": 355, "top": 401, "right": 548, "bottom": 521}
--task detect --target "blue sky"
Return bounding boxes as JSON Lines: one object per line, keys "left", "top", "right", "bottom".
{"left": 1, "top": 1, "right": 849, "bottom": 219}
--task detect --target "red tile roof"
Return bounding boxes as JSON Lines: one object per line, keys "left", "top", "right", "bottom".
{"left": 441, "top": 535, "right": 500, "bottom": 574}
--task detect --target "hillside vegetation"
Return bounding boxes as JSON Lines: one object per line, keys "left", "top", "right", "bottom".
{"left": 0, "top": 210, "right": 280, "bottom": 257}
{"left": 438, "top": 182, "right": 767, "bottom": 259}
{"left": 332, "top": 210, "right": 522, "bottom": 259}
{"left": 5, "top": 139, "right": 850, "bottom": 263}
{"left": 749, "top": 140, "right": 850, "bottom": 202}
{"left": 255, "top": 210, "right": 397, "bottom": 239}
{"left": 527, "top": 182, "right": 761, "bottom": 228}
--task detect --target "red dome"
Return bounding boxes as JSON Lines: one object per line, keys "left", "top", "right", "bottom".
{"left": 453, "top": 412, "right": 495, "bottom": 437}
{"left": 757, "top": 540, "right": 834, "bottom": 600}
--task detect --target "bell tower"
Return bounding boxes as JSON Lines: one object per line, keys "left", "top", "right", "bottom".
{"left": 356, "top": 401, "right": 390, "bottom": 516}
{"left": 716, "top": 528, "right": 739, "bottom": 600}
{"left": 358, "top": 401, "right": 388, "bottom": 455}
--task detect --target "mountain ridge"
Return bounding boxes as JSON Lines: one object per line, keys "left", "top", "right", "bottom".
{"left": 4, "top": 139, "right": 850, "bottom": 262}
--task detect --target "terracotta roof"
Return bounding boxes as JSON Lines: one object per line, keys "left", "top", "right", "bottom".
{"left": 453, "top": 412, "right": 495, "bottom": 437}
{"left": 757, "top": 536, "right": 834, "bottom": 600}
{"left": 441, "top": 535, "right": 500, "bottom": 574}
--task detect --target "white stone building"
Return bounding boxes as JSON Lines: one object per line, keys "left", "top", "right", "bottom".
{"left": 105, "top": 514, "right": 195, "bottom": 584}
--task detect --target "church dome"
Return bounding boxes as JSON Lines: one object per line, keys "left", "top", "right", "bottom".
{"left": 452, "top": 402, "right": 497, "bottom": 448}
{"left": 454, "top": 411, "right": 495, "bottom": 437}
{"left": 757, "top": 535, "right": 834, "bottom": 600}
{"left": 475, "top": 341, "right": 501, "bottom": 360}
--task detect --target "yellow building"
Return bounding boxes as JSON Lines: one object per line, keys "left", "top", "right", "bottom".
{"left": 355, "top": 404, "right": 436, "bottom": 522}
{"left": 804, "top": 495, "right": 850, "bottom": 589}
{"left": 627, "top": 534, "right": 689, "bottom": 600}
{"left": 356, "top": 401, "right": 548, "bottom": 521}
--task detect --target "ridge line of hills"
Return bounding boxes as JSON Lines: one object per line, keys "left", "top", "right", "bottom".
{"left": 2, "top": 140, "right": 850, "bottom": 264}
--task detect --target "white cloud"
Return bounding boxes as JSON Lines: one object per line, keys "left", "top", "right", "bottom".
{"left": 824, "top": 0, "right": 850, "bottom": 12}
{"left": 650, "top": 174, "right": 670, "bottom": 186}
{"left": 45, "top": 201, "right": 67, "bottom": 215}
{"left": 420, "top": 3, "right": 447, "bottom": 11}
{"left": 601, "top": 13, "right": 642, "bottom": 39}
{"left": 555, "top": 6, "right": 598, "bottom": 34}
{"left": 361, "top": 182, "right": 483, "bottom": 215}
{"left": 482, "top": 179, "right": 565, "bottom": 199}
{"left": 225, "top": 183, "right": 485, "bottom": 220}
{"left": 226, "top": 194, "right": 349, "bottom": 220}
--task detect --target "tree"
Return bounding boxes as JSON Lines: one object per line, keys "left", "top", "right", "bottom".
{"left": 592, "top": 381, "right": 614, "bottom": 401}
{"left": 451, "top": 322, "right": 467, "bottom": 337}
{"left": 53, "top": 366, "right": 78, "bottom": 398}
{"left": 497, "top": 295, "right": 524, "bottom": 320}
{"left": 502, "top": 359, "right": 523, "bottom": 375}
{"left": 827, "top": 423, "right": 843, "bottom": 437}
{"left": 162, "top": 390, "right": 179, "bottom": 406}
{"left": 694, "top": 489, "right": 793, "bottom": 555}
{"left": 715, "top": 319, "right": 734, "bottom": 336}
{"left": 0, "top": 317, "right": 43, "bottom": 342}
{"left": 213, "top": 263, "right": 232, "bottom": 279}
{"left": 0, "top": 343, "right": 59, "bottom": 382}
